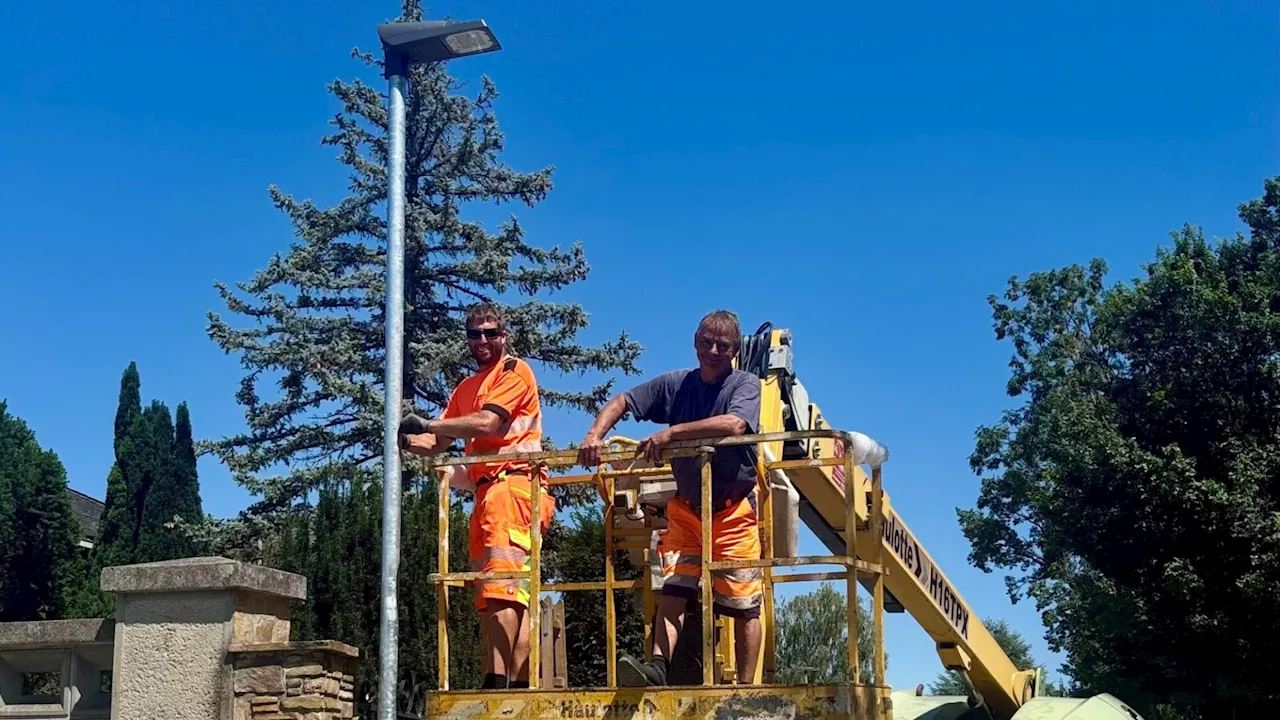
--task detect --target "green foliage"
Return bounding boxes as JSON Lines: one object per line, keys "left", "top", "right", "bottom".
{"left": 77, "top": 364, "right": 207, "bottom": 617}
{"left": 94, "top": 363, "right": 143, "bottom": 572}
{"left": 91, "top": 467, "right": 135, "bottom": 569}
{"left": 773, "top": 582, "right": 880, "bottom": 685}
{"left": 542, "top": 506, "right": 646, "bottom": 688}
{"left": 961, "top": 176, "right": 1280, "bottom": 717}
{"left": 927, "top": 617, "right": 1034, "bottom": 696}
{"left": 0, "top": 401, "right": 83, "bottom": 621}
{"left": 137, "top": 402, "right": 203, "bottom": 561}
{"left": 262, "top": 479, "right": 481, "bottom": 712}
{"left": 198, "top": 4, "right": 643, "bottom": 708}
{"left": 204, "top": 0, "right": 642, "bottom": 517}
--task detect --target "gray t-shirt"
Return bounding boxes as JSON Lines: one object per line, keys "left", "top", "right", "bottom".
{"left": 623, "top": 368, "right": 761, "bottom": 510}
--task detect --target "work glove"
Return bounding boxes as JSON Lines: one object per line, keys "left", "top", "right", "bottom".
{"left": 397, "top": 413, "right": 432, "bottom": 450}
{"left": 399, "top": 413, "right": 431, "bottom": 436}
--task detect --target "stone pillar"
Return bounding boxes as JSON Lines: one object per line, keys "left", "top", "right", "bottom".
{"left": 101, "top": 556, "right": 306, "bottom": 720}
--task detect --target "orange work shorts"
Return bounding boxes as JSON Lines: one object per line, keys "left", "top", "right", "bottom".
{"left": 469, "top": 472, "right": 555, "bottom": 613}
{"left": 658, "top": 490, "right": 762, "bottom": 619}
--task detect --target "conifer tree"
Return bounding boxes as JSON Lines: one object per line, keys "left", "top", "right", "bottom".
{"left": 94, "top": 363, "right": 143, "bottom": 570}
{"left": 78, "top": 365, "right": 208, "bottom": 616}
{"left": 203, "top": 4, "right": 642, "bottom": 709}
{"left": 0, "top": 401, "right": 83, "bottom": 621}
{"left": 136, "top": 401, "right": 205, "bottom": 562}
{"left": 70, "top": 364, "right": 144, "bottom": 617}
{"left": 131, "top": 401, "right": 175, "bottom": 550}
{"left": 543, "top": 506, "right": 645, "bottom": 688}
{"left": 262, "top": 477, "right": 481, "bottom": 706}
{"left": 172, "top": 403, "right": 203, "bottom": 523}
{"left": 0, "top": 450, "right": 11, "bottom": 606}
{"left": 205, "top": 0, "right": 642, "bottom": 515}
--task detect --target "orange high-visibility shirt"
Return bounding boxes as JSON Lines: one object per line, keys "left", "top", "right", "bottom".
{"left": 441, "top": 355, "right": 544, "bottom": 485}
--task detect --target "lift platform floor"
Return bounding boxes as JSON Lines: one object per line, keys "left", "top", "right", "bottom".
{"left": 427, "top": 683, "right": 894, "bottom": 720}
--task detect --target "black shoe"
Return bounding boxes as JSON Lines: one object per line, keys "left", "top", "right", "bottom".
{"left": 617, "top": 656, "right": 665, "bottom": 687}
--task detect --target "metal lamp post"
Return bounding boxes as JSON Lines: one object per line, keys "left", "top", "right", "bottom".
{"left": 376, "top": 18, "right": 502, "bottom": 720}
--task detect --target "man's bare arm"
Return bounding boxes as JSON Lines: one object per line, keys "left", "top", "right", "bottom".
{"left": 666, "top": 413, "right": 748, "bottom": 440}
{"left": 427, "top": 409, "right": 504, "bottom": 440}
{"left": 399, "top": 409, "right": 505, "bottom": 457}
{"left": 584, "top": 395, "right": 628, "bottom": 441}
{"left": 635, "top": 414, "right": 748, "bottom": 463}
{"left": 577, "top": 395, "right": 629, "bottom": 466}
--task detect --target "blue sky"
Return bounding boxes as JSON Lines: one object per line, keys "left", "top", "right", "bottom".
{"left": 2, "top": 0, "right": 1276, "bottom": 694}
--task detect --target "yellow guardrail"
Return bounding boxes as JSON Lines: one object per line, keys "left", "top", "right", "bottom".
{"left": 423, "top": 428, "right": 888, "bottom": 694}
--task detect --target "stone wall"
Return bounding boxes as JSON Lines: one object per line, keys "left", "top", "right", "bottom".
{"left": 0, "top": 557, "right": 361, "bottom": 720}
{"left": 229, "top": 641, "right": 359, "bottom": 720}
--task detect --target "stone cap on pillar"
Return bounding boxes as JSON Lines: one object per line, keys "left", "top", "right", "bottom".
{"left": 101, "top": 556, "right": 307, "bottom": 601}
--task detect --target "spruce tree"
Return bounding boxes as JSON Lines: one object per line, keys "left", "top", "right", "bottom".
{"left": 205, "top": 0, "right": 642, "bottom": 515}
{"left": 0, "top": 401, "right": 83, "bottom": 621}
{"left": 203, "top": 4, "right": 642, "bottom": 708}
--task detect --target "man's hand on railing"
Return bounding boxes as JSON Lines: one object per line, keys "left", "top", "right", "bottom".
{"left": 576, "top": 431, "right": 606, "bottom": 467}
{"left": 578, "top": 435, "right": 646, "bottom": 502}
{"left": 637, "top": 428, "right": 673, "bottom": 463}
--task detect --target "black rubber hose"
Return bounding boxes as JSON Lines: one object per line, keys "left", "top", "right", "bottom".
{"left": 739, "top": 321, "right": 774, "bottom": 378}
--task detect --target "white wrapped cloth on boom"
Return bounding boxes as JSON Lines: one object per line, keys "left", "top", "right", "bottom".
{"left": 846, "top": 430, "right": 890, "bottom": 469}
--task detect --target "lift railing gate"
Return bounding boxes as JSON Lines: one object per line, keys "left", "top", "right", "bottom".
{"left": 423, "top": 428, "right": 888, "bottom": 694}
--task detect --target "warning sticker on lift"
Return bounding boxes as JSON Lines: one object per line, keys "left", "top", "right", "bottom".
{"left": 881, "top": 508, "right": 970, "bottom": 639}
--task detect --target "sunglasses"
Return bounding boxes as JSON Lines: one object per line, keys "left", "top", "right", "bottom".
{"left": 466, "top": 328, "right": 502, "bottom": 340}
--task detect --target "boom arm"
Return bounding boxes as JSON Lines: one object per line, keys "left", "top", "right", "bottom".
{"left": 751, "top": 328, "right": 1038, "bottom": 719}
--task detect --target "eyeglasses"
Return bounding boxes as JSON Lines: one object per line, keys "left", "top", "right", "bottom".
{"left": 466, "top": 328, "right": 502, "bottom": 340}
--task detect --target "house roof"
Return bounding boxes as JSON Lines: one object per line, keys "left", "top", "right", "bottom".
{"left": 67, "top": 487, "right": 105, "bottom": 542}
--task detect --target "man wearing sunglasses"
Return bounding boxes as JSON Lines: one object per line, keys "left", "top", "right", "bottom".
{"left": 576, "top": 309, "right": 763, "bottom": 687}
{"left": 399, "top": 302, "right": 553, "bottom": 690}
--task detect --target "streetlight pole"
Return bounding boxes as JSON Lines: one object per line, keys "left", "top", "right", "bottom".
{"left": 376, "top": 19, "right": 502, "bottom": 720}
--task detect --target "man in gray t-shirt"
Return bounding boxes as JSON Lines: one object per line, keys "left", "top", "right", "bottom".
{"left": 622, "top": 368, "right": 760, "bottom": 510}
{"left": 577, "top": 310, "right": 764, "bottom": 687}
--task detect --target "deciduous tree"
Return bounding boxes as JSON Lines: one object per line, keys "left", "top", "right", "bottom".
{"left": 960, "top": 177, "right": 1280, "bottom": 717}
{"left": 774, "top": 582, "right": 880, "bottom": 685}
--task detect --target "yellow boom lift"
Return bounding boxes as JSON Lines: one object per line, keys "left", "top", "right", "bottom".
{"left": 421, "top": 326, "right": 1147, "bottom": 720}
